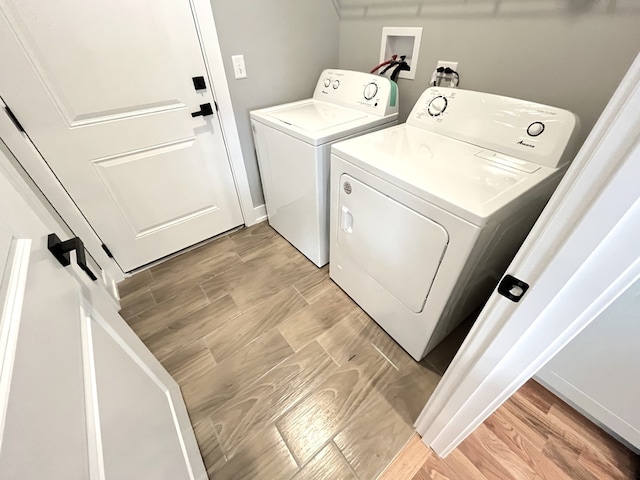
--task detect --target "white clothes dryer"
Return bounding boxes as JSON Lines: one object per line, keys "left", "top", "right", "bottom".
{"left": 250, "top": 70, "right": 398, "bottom": 267}
{"left": 330, "top": 87, "right": 579, "bottom": 361}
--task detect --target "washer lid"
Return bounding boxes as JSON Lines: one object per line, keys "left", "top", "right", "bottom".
{"left": 331, "top": 124, "right": 558, "bottom": 225}
{"left": 251, "top": 98, "right": 398, "bottom": 146}
{"left": 267, "top": 102, "right": 367, "bottom": 132}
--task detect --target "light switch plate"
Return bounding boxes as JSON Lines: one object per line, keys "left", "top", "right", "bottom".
{"left": 231, "top": 55, "right": 247, "bottom": 79}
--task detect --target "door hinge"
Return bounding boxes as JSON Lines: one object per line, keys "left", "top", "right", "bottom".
{"left": 101, "top": 243, "right": 114, "bottom": 258}
{"left": 497, "top": 274, "right": 529, "bottom": 303}
{"left": 4, "top": 105, "right": 25, "bottom": 133}
{"left": 214, "top": 101, "right": 219, "bottom": 112}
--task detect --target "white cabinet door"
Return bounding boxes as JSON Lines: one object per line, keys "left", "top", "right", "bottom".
{"left": 0, "top": 0, "right": 243, "bottom": 272}
{"left": 0, "top": 163, "right": 206, "bottom": 478}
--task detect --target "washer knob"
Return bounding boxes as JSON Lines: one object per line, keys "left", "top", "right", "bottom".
{"left": 323, "top": 78, "right": 331, "bottom": 87}
{"left": 363, "top": 82, "right": 378, "bottom": 100}
{"left": 428, "top": 96, "right": 448, "bottom": 116}
{"left": 332, "top": 80, "right": 340, "bottom": 89}
{"left": 527, "top": 122, "right": 545, "bottom": 137}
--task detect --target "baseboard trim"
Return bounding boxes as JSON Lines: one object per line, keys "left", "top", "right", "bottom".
{"left": 251, "top": 204, "right": 267, "bottom": 225}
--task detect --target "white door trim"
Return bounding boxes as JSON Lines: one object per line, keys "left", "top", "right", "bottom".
{"left": 190, "top": 0, "right": 260, "bottom": 226}
{"left": 415, "top": 52, "right": 640, "bottom": 457}
{"left": 0, "top": 0, "right": 259, "bottom": 279}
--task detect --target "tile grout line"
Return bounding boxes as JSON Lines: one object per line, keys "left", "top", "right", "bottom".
{"left": 317, "top": 338, "right": 341, "bottom": 368}
{"left": 199, "top": 284, "right": 211, "bottom": 303}
{"left": 147, "top": 287, "right": 159, "bottom": 306}
{"left": 371, "top": 343, "right": 399, "bottom": 371}
{"left": 305, "top": 283, "right": 334, "bottom": 305}
{"left": 291, "top": 284, "right": 313, "bottom": 305}
{"left": 330, "top": 439, "right": 361, "bottom": 479}
{"left": 204, "top": 338, "right": 218, "bottom": 365}
{"left": 276, "top": 325, "right": 299, "bottom": 352}
{"left": 275, "top": 422, "right": 304, "bottom": 469}
{"left": 119, "top": 288, "right": 158, "bottom": 319}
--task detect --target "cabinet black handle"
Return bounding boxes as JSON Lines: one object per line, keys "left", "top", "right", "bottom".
{"left": 47, "top": 233, "right": 97, "bottom": 281}
{"left": 191, "top": 103, "right": 214, "bottom": 118}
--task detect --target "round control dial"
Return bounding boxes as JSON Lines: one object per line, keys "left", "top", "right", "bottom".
{"left": 332, "top": 80, "right": 340, "bottom": 89}
{"left": 527, "top": 122, "right": 545, "bottom": 137}
{"left": 323, "top": 78, "right": 331, "bottom": 87}
{"left": 428, "top": 96, "right": 448, "bottom": 116}
{"left": 363, "top": 82, "right": 378, "bottom": 100}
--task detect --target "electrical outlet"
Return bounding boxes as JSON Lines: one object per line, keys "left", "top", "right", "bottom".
{"left": 231, "top": 55, "right": 247, "bottom": 79}
{"left": 436, "top": 60, "right": 458, "bottom": 72}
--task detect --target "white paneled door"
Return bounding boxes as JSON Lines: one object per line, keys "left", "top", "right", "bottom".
{"left": 0, "top": 0, "right": 244, "bottom": 272}
{"left": 0, "top": 161, "right": 206, "bottom": 478}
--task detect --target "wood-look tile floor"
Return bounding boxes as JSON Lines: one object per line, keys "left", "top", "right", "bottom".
{"left": 118, "top": 223, "right": 464, "bottom": 480}
{"left": 380, "top": 380, "right": 639, "bottom": 480}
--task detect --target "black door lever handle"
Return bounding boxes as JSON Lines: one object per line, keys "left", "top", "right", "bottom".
{"left": 191, "top": 103, "right": 214, "bottom": 118}
{"left": 47, "top": 233, "right": 97, "bottom": 281}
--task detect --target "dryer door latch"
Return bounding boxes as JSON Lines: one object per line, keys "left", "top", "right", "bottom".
{"left": 498, "top": 274, "right": 529, "bottom": 303}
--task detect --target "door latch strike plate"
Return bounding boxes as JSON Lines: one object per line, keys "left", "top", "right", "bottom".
{"left": 498, "top": 274, "right": 529, "bottom": 303}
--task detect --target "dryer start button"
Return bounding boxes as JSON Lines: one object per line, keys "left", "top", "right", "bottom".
{"left": 527, "top": 122, "right": 545, "bottom": 137}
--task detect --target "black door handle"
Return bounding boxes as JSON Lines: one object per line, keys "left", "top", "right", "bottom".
{"left": 191, "top": 103, "right": 214, "bottom": 118}
{"left": 47, "top": 233, "right": 97, "bottom": 281}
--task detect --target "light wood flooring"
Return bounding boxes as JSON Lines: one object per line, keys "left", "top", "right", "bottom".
{"left": 381, "top": 380, "right": 638, "bottom": 480}
{"left": 119, "top": 222, "right": 636, "bottom": 480}
{"left": 118, "top": 222, "right": 462, "bottom": 480}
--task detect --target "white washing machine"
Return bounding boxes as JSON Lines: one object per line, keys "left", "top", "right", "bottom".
{"left": 250, "top": 69, "right": 398, "bottom": 267}
{"left": 330, "top": 87, "right": 579, "bottom": 361}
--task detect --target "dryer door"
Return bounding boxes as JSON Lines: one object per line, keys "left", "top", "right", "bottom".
{"left": 337, "top": 174, "right": 449, "bottom": 313}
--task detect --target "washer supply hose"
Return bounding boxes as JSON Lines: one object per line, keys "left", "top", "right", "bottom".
{"left": 390, "top": 62, "right": 410, "bottom": 82}
{"left": 370, "top": 55, "right": 397, "bottom": 74}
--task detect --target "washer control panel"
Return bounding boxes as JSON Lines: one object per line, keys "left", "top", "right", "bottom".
{"left": 408, "top": 87, "right": 579, "bottom": 168}
{"left": 427, "top": 96, "right": 448, "bottom": 116}
{"left": 313, "top": 69, "right": 398, "bottom": 117}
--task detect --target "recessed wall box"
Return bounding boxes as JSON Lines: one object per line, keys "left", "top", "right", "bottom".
{"left": 379, "top": 27, "right": 423, "bottom": 81}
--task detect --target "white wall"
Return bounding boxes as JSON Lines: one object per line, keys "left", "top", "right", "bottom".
{"left": 338, "top": 1, "right": 640, "bottom": 146}
{"left": 210, "top": 0, "right": 340, "bottom": 206}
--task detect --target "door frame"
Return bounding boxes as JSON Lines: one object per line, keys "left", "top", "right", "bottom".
{"left": 190, "top": 0, "right": 263, "bottom": 225}
{"left": 415, "top": 52, "right": 640, "bottom": 457}
{"left": 0, "top": 0, "right": 260, "bottom": 280}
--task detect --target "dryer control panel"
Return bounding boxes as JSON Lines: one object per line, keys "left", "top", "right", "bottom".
{"left": 407, "top": 87, "right": 580, "bottom": 168}
{"left": 313, "top": 69, "right": 399, "bottom": 118}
